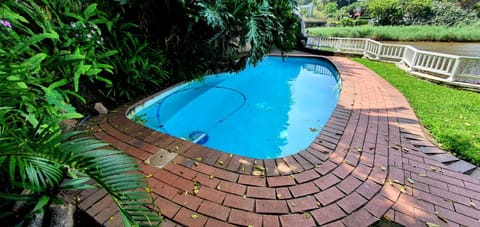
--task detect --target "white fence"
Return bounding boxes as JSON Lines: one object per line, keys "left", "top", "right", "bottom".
{"left": 306, "top": 36, "right": 480, "bottom": 84}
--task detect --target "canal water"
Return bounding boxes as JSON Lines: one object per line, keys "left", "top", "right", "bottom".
{"left": 386, "top": 41, "right": 480, "bottom": 57}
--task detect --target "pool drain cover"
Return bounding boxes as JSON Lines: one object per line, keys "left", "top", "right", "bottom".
{"left": 144, "top": 148, "right": 178, "bottom": 168}
{"left": 189, "top": 131, "right": 209, "bottom": 144}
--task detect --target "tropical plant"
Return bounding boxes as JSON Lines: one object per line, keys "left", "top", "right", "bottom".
{"left": 124, "top": 0, "right": 301, "bottom": 82}
{"left": 0, "top": 1, "right": 161, "bottom": 225}
{"left": 366, "top": 0, "right": 403, "bottom": 25}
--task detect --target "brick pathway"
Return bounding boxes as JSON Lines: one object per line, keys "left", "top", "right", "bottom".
{"left": 79, "top": 55, "right": 480, "bottom": 227}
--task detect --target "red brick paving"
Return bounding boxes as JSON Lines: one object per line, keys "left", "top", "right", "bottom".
{"left": 78, "top": 53, "right": 480, "bottom": 226}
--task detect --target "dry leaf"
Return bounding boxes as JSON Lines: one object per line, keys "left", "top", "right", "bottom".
{"left": 145, "top": 174, "right": 153, "bottom": 178}
{"left": 255, "top": 166, "right": 266, "bottom": 171}
{"left": 184, "top": 191, "right": 188, "bottom": 195}
{"left": 216, "top": 185, "right": 221, "bottom": 190}
{"left": 407, "top": 177, "right": 415, "bottom": 184}
{"left": 193, "top": 189, "right": 199, "bottom": 195}
{"left": 291, "top": 203, "right": 296, "bottom": 207}
{"left": 191, "top": 214, "right": 199, "bottom": 219}
{"left": 402, "top": 147, "right": 409, "bottom": 153}
{"left": 209, "top": 175, "right": 215, "bottom": 179}
{"left": 174, "top": 146, "right": 179, "bottom": 150}
{"left": 145, "top": 187, "right": 151, "bottom": 193}
{"left": 470, "top": 202, "right": 477, "bottom": 208}
{"left": 276, "top": 193, "right": 282, "bottom": 199}
{"left": 194, "top": 161, "right": 199, "bottom": 166}
{"left": 217, "top": 160, "right": 224, "bottom": 165}
{"left": 418, "top": 173, "right": 427, "bottom": 177}
{"left": 194, "top": 157, "right": 202, "bottom": 162}
{"left": 243, "top": 195, "right": 247, "bottom": 199}
{"left": 381, "top": 166, "right": 387, "bottom": 171}
{"left": 305, "top": 213, "right": 312, "bottom": 219}
{"left": 426, "top": 222, "right": 440, "bottom": 227}
{"left": 317, "top": 202, "right": 321, "bottom": 206}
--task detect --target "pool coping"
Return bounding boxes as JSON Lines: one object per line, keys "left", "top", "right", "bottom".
{"left": 123, "top": 54, "right": 347, "bottom": 171}
{"left": 80, "top": 51, "right": 480, "bottom": 227}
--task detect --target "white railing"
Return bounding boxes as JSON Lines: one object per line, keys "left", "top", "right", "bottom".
{"left": 306, "top": 36, "right": 480, "bottom": 84}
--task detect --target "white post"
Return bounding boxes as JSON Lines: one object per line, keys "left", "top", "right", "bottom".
{"left": 448, "top": 57, "right": 461, "bottom": 82}
{"left": 376, "top": 43, "right": 383, "bottom": 60}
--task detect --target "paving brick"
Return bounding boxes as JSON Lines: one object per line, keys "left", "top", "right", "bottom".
{"left": 337, "top": 175, "right": 363, "bottom": 194}
{"left": 279, "top": 214, "right": 316, "bottom": 227}
{"left": 315, "top": 186, "right": 345, "bottom": 206}
{"left": 195, "top": 186, "right": 226, "bottom": 204}
{"left": 394, "top": 210, "right": 424, "bottom": 227}
{"left": 351, "top": 164, "right": 372, "bottom": 181}
{"left": 155, "top": 197, "right": 181, "bottom": 219}
{"left": 217, "top": 181, "right": 246, "bottom": 195}
{"left": 228, "top": 209, "right": 262, "bottom": 227}
{"left": 172, "top": 192, "right": 203, "bottom": 211}
{"left": 364, "top": 194, "right": 394, "bottom": 218}
{"left": 153, "top": 181, "right": 181, "bottom": 200}
{"left": 314, "top": 174, "right": 341, "bottom": 190}
{"left": 429, "top": 186, "right": 471, "bottom": 205}
{"left": 267, "top": 175, "right": 296, "bottom": 187}
{"left": 238, "top": 175, "right": 266, "bottom": 187}
{"left": 447, "top": 160, "right": 477, "bottom": 174}
{"left": 356, "top": 179, "right": 382, "bottom": 199}
{"left": 173, "top": 208, "right": 208, "bottom": 227}
{"left": 380, "top": 184, "right": 401, "bottom": 202}
{"left": 287, "top": 196, "right": 319, "bottom": 213}
{"left": 165, "top": 163, "right": 198, "bottom": 180}
{"left": 204, "top": 218, "right": 236, "bottom": 227}
{"left": 294, "top": 169, "right": 321, "bottom": 183}
{"left": 192, "top": 173, "right": 220, "bottom": 189}
{"left": 197, "top": 200, "right": 231, "bottom": 221}
{"left": 289, "top": 182, "right": 320, "bottom": 197}
{"left": 263, "top": 215, "right": 280, "bottom": 227}
{"left": 341, "top": 208, "right": 378, "bottom": 227}
{"left": 337, "top": 192, "right": 368, "bottom": 214}
{"left": 246, "top": 186, "right": 276, "bottom": 199}
{"left": 311, "top": 204, "right": 347, "bottom": 225}
{"left": 453, "top": 202, "right": 480, "bottom": 219}
{"left": 315, "top": 160, "right": 338, "bottom": 175}
{"left": 223, "top": 194, "right": 254, "bottom": 211}
{"left": 275, "top": 187, "right": 292, "bottom": 200}
{"left": 429, "top": 153, "right": 459, "bottom": 164}
{"left": 255, "top": 199, "right": 289, "bottom": 214}
{"left": 213, "top": 169, "right": 239, "bottom": 182}
{"left": 413, "top": 189, "right": 454, "bottom": 210}
{"left": 435, "top": 206, "right": 480, "bottom": 227}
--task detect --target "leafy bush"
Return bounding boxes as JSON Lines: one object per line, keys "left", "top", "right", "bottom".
{"left": 431, "top": 1, "right": 478, "bottom": 26}
{"left": 0, "top": 1, "right": 161, "bottom": 225}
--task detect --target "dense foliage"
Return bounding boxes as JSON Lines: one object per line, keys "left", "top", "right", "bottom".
{"left": 300, "top": 0, "right": 480, "bottom": 27}
{"left": 0, "top": 0, "right": 162, "bottom": 225}
{"left": 123, "top": 0, "right": 301, "bottom": 82}
{"left": 1, "top": 0, "right": 301, "bottom": 225}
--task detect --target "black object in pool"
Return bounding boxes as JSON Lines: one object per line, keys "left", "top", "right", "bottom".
{"left": 189, "top": 131, "right": 209, "bottom": 144}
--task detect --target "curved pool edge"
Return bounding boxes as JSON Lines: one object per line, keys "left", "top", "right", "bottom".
{"left": 124, "top": 54, "right": 347, "bottom": 163}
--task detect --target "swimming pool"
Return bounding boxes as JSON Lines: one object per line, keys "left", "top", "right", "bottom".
{"left": 128, "top": 56, "right": 341, "bottom": 159}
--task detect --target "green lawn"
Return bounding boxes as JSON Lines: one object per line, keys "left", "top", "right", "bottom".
{"left": 352, "top": 58, "right": 480, "bottom": 166}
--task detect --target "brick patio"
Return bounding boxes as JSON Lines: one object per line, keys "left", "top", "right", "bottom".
{"left": 79, "top": 54, "right": 480, "bottom": 226}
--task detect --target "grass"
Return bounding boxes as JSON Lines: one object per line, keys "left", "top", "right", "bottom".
{"left": 307, "top": 24, "right": 480, "bottom": 42}
{"left": 352, "top": 58, "right": 480, "bottom": 166}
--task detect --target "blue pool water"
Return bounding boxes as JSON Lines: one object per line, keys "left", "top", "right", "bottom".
{"left": 129, "top": 56, "right": 341, "bottom": 159}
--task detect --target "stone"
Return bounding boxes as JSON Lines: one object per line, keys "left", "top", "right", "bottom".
{"left": 94, "top": 102, "right": 108, "bottom": 115}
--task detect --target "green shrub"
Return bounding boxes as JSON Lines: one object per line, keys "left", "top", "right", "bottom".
{"left": 0, "top": 1, "right": 161, "bottom": 225}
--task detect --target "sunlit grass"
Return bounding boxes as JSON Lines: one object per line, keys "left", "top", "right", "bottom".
{"left": 352, "top": 58, "right": 480, "bottom": 166}
{"left": 307, "top": 25, "right": 480, "bottom": 42}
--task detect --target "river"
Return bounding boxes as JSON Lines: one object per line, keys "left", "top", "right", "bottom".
{"left": 385, "top": 41, "right": 480, "bottom": 57}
